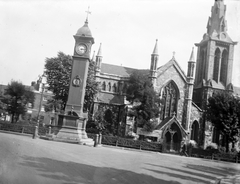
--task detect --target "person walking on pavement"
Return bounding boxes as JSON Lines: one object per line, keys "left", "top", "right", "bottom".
{"left": 180, "top": 140, "right": 188, "bottom": 157}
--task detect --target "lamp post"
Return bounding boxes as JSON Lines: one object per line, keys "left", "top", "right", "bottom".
{"left": 37, "top": 74, "right": 47, "bottom": 127}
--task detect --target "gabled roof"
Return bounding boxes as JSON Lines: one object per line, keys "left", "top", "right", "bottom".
{"left": 101, "top": 63, "right": 149, "bottom": 77}
{"left": 155, "top": 116, "right": 188, "bottom": 136}
{"left": 157, "top": 57, "right": 187, "bottom": 82}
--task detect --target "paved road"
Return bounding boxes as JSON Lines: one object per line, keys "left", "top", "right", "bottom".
{"left": 0, "top": 132, "right": 240, "bottom": 184}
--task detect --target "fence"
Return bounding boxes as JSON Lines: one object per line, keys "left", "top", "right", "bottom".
{"left": 88, "top": 133, "right": 162, "bottom": 152}
{"left": 0, "top": 122, "right": 162, "bottom": 152}
{"left": 0, "top": 122, "right": 48, "bottom": 136}
{"left": 1, "top": 122, "right": 238, "bottom": 162}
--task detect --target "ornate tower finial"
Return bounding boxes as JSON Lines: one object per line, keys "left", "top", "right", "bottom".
{"left": 85, "top": 6, "right": 91, "bottom": 23}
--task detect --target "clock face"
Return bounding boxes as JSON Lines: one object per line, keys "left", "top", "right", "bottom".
{"left": 76, "top": 44, "right": 87, "bottom": 55}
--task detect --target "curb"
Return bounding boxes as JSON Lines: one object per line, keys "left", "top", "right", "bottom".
{"left": 0, "top": 129, "right": 32, "bottom": 137}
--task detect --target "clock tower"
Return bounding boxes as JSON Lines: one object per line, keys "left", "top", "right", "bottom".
{"left": 55, "top": 13, "right": 95, "bottom": 145}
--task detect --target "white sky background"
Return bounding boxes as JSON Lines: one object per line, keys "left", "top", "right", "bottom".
{"left": 0, "top": 0, "right": 239, "bottom": 87}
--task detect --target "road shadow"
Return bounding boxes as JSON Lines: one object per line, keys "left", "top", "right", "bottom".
{"left": 20, "top": 155, "right": 181, "bottom": 184}
{"left": 145, "top": 162, "right": 240, "bottom": 184}
{"left": 186, "top": 163, "right": 240, "bottom": 176}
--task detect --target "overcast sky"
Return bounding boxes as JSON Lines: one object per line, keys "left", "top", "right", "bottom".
{"left": 0, "top": 0, "right": 239, "bottom": 87}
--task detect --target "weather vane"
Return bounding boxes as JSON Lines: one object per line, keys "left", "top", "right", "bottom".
{"left": 85, "top": 6, "right": 91, "bottom": 22}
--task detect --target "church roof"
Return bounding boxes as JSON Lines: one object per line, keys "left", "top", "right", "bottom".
{"left": 101, "top": 63, "right": 149, "bottom": 77}
{"left": 155, "top": 116, "right": 188, "bottom": 136}
{"left": 97, "top": 92, "right": 125, "bottom": 105}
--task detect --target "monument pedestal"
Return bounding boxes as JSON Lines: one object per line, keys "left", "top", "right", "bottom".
{"left": 53, "top": 114, "right": 94, "bottom": 146}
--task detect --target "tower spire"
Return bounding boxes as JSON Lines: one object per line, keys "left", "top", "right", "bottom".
{"left": 150, "top": 39, "right": 159, "bottom": 88}
{"left": 95, "top": 43, "right": 103, "bottom": 74}
{"left": 97, "top": 43, "right": 102, "bottom": 57}
{"left": 152, "top": 39, "right": 158, "bottom": 55}
{"left": 207, "top": 0, "right": 227, "bottom": 35}
{"left": 91, "top": 51, "right": 96, "bottom": 62}
{"left": 189, "top": 47, "right": 195, "bottom": 62}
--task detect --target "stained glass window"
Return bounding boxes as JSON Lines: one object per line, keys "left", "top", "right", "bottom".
{"left": 161, "top": 82, "right": 178, "bottom": 119}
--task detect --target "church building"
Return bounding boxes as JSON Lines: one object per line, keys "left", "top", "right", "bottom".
{"left": 89, "top": 0, "right": 239, "bottom": 151}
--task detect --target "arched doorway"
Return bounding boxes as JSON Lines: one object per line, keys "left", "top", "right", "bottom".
{"left": 191, "top": 121, "right": 199, "bottom": 143}
{"left": 164, "top": 122, "right": 182, "bottom": 152}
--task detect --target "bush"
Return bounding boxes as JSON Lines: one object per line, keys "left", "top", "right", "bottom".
{"left": 206, "top": 142, "right": 218, "bottom": 150}
{"left": 188, "top": 140, "right": 198, "bottom": 148}
{"left": 218, "top": 146, "right": 226, "bottom": 153}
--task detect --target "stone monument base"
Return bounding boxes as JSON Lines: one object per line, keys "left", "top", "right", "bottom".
{"left": 52, "top": 113, "right": 94, "bottom": 146}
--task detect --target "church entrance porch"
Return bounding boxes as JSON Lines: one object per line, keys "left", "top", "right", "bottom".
{"left": 163, "top": 122, "right": 182, "bottom": 152}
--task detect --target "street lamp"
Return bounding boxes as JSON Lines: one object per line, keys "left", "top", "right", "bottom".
{"left": 37, "top": 73, "right": 47, "bottom": 126}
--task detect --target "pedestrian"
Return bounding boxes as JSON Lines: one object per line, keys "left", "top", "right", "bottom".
{"left": 180, "top": 141, "right": 188, "bottom": 157}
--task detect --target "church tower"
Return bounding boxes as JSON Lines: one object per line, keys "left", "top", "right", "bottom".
{"left": 149, "top": 39, "right": 158, "bottom": 88}
{"left": 193, "top": 0, "right": 237, "bottom": 108}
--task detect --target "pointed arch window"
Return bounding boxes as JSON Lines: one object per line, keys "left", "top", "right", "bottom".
{"left": 123, "top": 83, "right": 128, "bottom": 94}
{"left": 199, "top": 49, "right": 206, "bottom": 83}
{"left": 113, "top": 83, "right": 117, "bottom": 93}
{"left": 213, "top": 48, "right": 221, "bottom": 82}
{"left": 220, "top": 49, "right": 228, "bottom": 85}
{"left": 191, "top": 121, "right": 199, "bottom": 143}
{"left": 108, "top": 82, "right": 111, "bottom": 92}
{"left": 161, "top": 81, "right": 178, "bottom": 120}
{"left": 102, "top": 81, "right": 106, "bottom": 91}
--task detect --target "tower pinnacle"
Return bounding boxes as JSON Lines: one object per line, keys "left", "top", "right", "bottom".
{"left": 97, "top": 43, "right": 102, "bottom": 57}
{"left": 189, "top": 47, "right": 195, "bottom": 62}
{"left": 152, "top": 39, "right": 158, "bottom": 55}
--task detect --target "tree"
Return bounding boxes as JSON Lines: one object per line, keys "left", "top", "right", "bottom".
{"left": 126, "top": 71, "right": 160, "bottom": 132}
{"left": 45, "top": 52, "right": 72, "bottom": 110}
{"left": 206, "top": 91, "right": 240, "bottom": 152}
{"left": 1, "top": 81, "right": 35, "bottom": 123}
{"left": 44, "top": 51, "right": 99, "bottom": 113}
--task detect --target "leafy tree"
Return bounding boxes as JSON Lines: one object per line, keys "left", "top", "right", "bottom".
{"left": 1, "top": 81, "right": 35, "bottom": 123}
{"left": 126, "top": 71, "right": 160, "bottom": 132}
{"left": 44, "top": 51, "right": 99, "bottom": 112}
{"left": 93, "top": 107, "right": 108, "bottom": 134}
{"left": 206, "top": 91, "right": 240, "bottom": 152}
{"left": 45, "top": 52, "right": 72, "bottom": 110}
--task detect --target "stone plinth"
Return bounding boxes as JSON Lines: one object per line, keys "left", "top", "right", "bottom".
{"left": 53, "top": 114, "right": 94, "bottom": 146}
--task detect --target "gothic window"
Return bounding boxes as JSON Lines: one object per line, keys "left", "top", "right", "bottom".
{"left": 113, "top": 83, "right": 117, "bottom": 93}
{"left": 199, "top": 50, "right": 205, "bottom": 83}
{"left": 220, "top": 49, "right": 228, "bottom": 85}
{"left": 213, "top": 48, "right": 221, "bottom": 82}
{"left": 161, "top": 81, "right": 178, "bottom": 120}
{"left": 123, "top": 83, "right": 128, "bottom": 94}
{"left": 102, "top": 81, "right": 106, "bottom": 91}
{"left": 108, "top": 82, "right": 111, "bottom": 92}
{"left": 190, "top": 121, "right": 199, "bottom": 143}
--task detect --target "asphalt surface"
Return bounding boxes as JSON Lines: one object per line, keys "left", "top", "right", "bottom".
{"left": 0, "top": 132, "right": 240, "bottom": 184}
